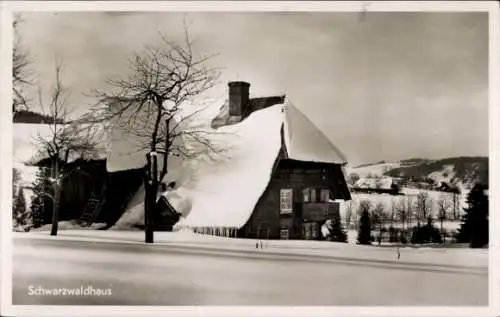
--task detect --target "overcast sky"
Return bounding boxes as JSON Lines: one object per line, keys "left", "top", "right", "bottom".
{"left": 17, "top": 11, "right": 488, "bottom": 166}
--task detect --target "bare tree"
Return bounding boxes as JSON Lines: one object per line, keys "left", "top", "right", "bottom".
{"left": 371, "top": 202, "right": 386, "bottom": 245}
{"left": 344, "top": 201, "right": 353, "bottom": 230}
{"left": 405, "top": 195, "right": 416, "bottom": 235}
{"left": 390, "top": 199, "right": 396, "bottom": 227}
{"left": 92, "top": 26, "right": 221, "bottom": 243}
{"left": 13, "top": 14, "right": 32, "bottom": 113}
{"left": 34, "top": 59, "right": 101, "bottom": 236}
{"left": 452, "top": 186, "right": 461, "bottom": 220}
{"left": 395, "top": 197, "right": 406, "bottom": 230}
{"left": 415, "top": 192, "right": 432, "bottom": 228}
{"left": 437, "top": 194, "right": 452, "bottom": 243}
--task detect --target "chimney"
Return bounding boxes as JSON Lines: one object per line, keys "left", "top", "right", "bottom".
{"left": 228, "top": 81, "right": 250, "bottom": 121}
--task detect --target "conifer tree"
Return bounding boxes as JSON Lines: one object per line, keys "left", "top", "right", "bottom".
{"left": 357, "top": 209, "right": 372, "bottom": 245}
{"left": 328, "top": 212, "right": 348, "bottom": 243}
{"left": 456, "top": 183, "right": 488, "bottom": 248}
{"left": 30, "top": 167, "right": 53, "bottom": 229}
{"left": 13, "top": 187, "right": 27, "bottom": 229}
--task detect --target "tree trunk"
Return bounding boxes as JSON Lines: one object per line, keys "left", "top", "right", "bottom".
{"left": 144, "top": 180, "right": 154, "bottom": 243}
{"left": 144, "top": 154, "right": 154, "bottom": 243}
{"left": 440, "top": 217, "right": 444, "bottom": 244}
{"left": 50, "top": 185, "right": 61, "bottom": 236}
{"left": 50, "top": 159, "right": 60, "bottom": 236}
{"left": 378, "top": 223, "right": 382, "bottom": 246}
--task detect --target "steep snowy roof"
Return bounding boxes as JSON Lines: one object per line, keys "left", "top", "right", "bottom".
{"left": 283, "top": 103, "right": 347, "bottom": 164}
{"left": 112, "top": 99, "right": 349, "bottom": 229}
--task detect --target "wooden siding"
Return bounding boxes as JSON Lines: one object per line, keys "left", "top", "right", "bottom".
{"left": 241, "top": 159, "right": 348, "bottom": 240}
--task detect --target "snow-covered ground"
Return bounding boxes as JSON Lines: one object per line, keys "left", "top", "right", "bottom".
{"left": 427, "top": 164, "right": 456, "bottom": 185}
{"left": 344, "top": 162, "right": 402, "bottom": 178}
{"left": 14, "top": 229, "right": 487, "bottom": 269}
{"left": 13, "top": 231, "right": 488, "bottom": 306}
{"left": 30, "top": 221, "right": 108, "bottom": 231}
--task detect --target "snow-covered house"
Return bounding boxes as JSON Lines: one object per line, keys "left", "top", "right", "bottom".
{"left": 112, "top": 81, "right": 351, "bottom": 240}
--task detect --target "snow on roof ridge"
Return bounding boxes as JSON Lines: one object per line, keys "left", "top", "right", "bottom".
{"left": 282, "top": 100, "right": 348, "bottom": 165}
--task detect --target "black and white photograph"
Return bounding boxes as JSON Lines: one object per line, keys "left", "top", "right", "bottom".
{"left": 1, "top": 1, "right": 498, "bottom": 316}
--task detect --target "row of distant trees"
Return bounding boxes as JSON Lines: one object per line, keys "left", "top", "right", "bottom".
{"left": 12, "top": 16, "right": 222, "bottom": 243}
{"left": 344, "top": 191, "right": 461, "bottom": 234}
{"left": 354, "top": 183, "right": 488, "bottom": 248}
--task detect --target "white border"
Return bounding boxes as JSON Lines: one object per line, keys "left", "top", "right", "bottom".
{"left": 1, "top": 1, "right": 498, "bottom": 317}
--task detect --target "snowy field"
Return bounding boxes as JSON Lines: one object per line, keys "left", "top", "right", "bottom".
{"left": 14, "top": 230, "right": 488, "bottom": 268}
{"left": 12, "top": 231, "right": 488, "bottom": 306}
{"left": 344, "top": 162, "right": 402, "bottom": 178}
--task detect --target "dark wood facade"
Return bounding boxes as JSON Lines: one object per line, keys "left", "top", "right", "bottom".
{"left": 239, "top": 159, "right": 351, "bottom": 240}
{"left": 33, "top": 158, "right": 145, "bottom": 228}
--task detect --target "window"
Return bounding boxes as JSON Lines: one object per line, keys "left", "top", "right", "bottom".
{"left": 303, "top": 188, "right": 321, "bottom": 203}
{"left": 310, "top": 189, "right": 316, "bottom": 203}
{"left": 302, "top": 188, "right": 310, "bottom": 203}
{"left": 320, "top": 189, "right": 330, "bottom": 202}
{"left": 311, "top": 222, "right": 319, "bottom": 239}
{"left": 280, "top": 188, "right": 293, "bottom": 214}
{"left": 302, "top": 223, "right": 311, "bottom": 240}
{"left": 280, "top": 228, "right": 289, "bottom": 240}
{"left": 302, "top": 222, "right": 319, "bottom": 240}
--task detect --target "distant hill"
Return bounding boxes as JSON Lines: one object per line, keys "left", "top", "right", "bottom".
{"left": 13, "top": 110, "right": 64, "bottom": 124}
{"left": 346, "top": 156, "right": 488, "bottom": 190}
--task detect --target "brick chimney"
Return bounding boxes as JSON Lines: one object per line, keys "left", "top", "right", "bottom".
{"left": 228, "top": 81, "right": 250, "bottom": 122}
